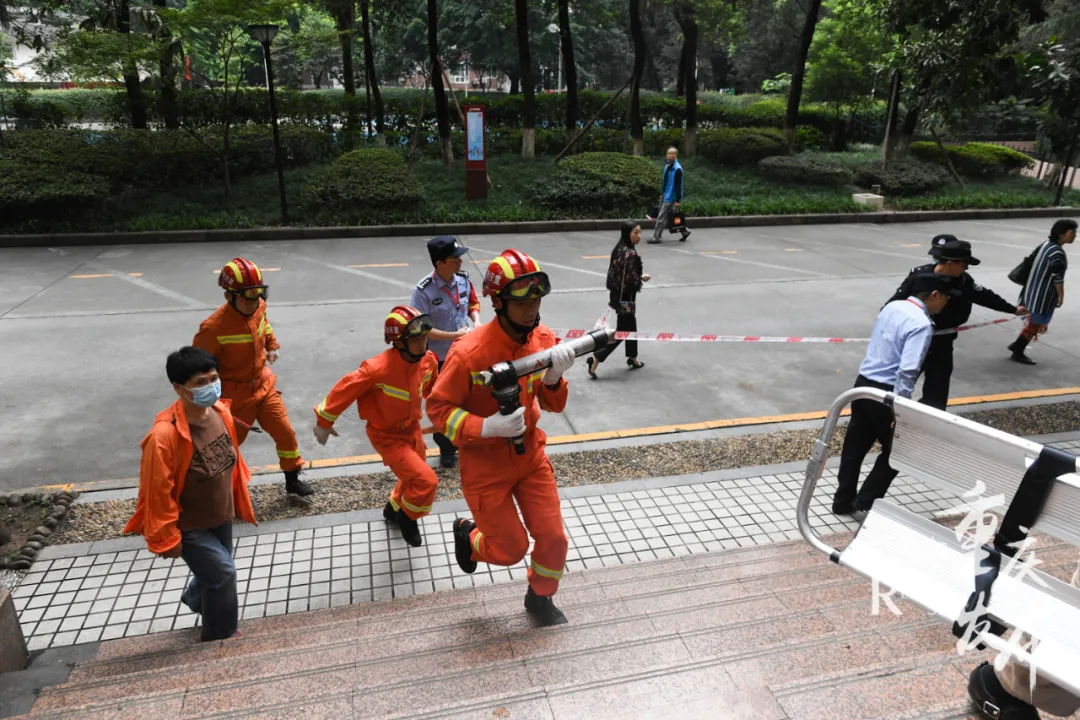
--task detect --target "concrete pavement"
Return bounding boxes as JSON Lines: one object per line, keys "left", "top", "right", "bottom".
{"left": 2, "top": 217, "right": 1078, "bottom": 490}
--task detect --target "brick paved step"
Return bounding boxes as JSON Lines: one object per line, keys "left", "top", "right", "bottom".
{"left": 25, "top": 536, "right": 1080, "bottom": 719}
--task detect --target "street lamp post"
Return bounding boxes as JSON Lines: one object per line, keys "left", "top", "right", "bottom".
{"left": 248, "top": 24, "right": 288, "bottom": 224}
{"left": 547, "top": 23, "right": 562, "bottom": 92}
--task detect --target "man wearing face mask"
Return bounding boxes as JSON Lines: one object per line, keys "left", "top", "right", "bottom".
{"left": 193, "top": 257, "right": 313, "bottom": 497}
{"left": 312, "top": 306, "right": 440, "bottom": 547}
{"left": 124, "top": 346, "right": 257, "bottom": 641}
{"left": 426, "top": 249, "right": 577, "bottom": 626}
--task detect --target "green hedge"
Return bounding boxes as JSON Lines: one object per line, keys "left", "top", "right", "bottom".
{"left": 0, "top": 160, "right": 109, "bottom": 225}
{"left": 530, "top": 152, "right": 660, "bottom": 213}
{"left": 1, "top": 87, "right": 887, "bottom": 142}
{"left": 854, "top": 159, "right": 950, "bottom": 196}
{"left": 758, "top": 155, "right": 854, "bottom": 186}
{"left": 697, "top": 128, "right": 787, "bottom": 166}
{"left": 908, "top": 141, "right": 1034, "bottom": 177}
{"left": 300, "top": 148, "right": 424, "bottom": 218}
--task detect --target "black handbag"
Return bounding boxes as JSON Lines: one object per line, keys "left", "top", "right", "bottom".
{"left": 666, "top": 210, "right": 686, "bottom": 234}
{"left": 1009, "top": 244, "right": 1041, "bottom": 286}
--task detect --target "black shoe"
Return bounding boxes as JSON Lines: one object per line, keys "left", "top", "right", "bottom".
{"left": 452, "top": 518, "right": 477, "bottom": 574}
{"left": 524, "top": 587, "right": 568, "bottom": 626}
{"left": 627, "top": 358, "right": 644, "bottom": 370}
{"left": 586, "top": 356, "right": 599, "bottom": 379}
{"left": 647, "top": 238, "right": 661, "bottom": 244}
{"left": 968, "top": 660, "right": 1041, "bottom": 719}
{"left": 1011, "top": 353, "right": 1036, "bottom": 365}
{"left": 680, "top": 230, "right": 690, "bottom": 241}
{"left": 284, "top": 469, "right": 315, "bottom": 496}
{"left": 832, "top": 502, "right": 856, "bottom": 515}
{"left": 397, "top": 509, "right": 422, "bottom": 547}
{"left": 440, "top": 453, "right": 458, "bottom": 469}
{"left": 383, "top": 501, "right": 397, "bottom": 523}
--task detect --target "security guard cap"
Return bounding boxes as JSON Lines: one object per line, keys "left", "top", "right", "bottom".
{"left": 427, "top": 235, "right": 469, "bottom": 264}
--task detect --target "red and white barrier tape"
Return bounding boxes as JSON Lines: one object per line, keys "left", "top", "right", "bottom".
{"left": 553, "top": 315, "right": 1021, "bottom": 344}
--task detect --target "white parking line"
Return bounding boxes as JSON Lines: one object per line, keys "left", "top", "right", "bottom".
{"left": 660, "top": 244, "right": 836, "bottom": 278}
{"left": 291, "top": 255, "right": 415, "bottom": 290}
{"left": 85, "top": 263, "right": 204, "bottom": 308}
{"left": 466, "top": 244, "right": 608, "bottom": 278}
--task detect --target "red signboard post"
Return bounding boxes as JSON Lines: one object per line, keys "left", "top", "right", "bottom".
{"left": 464, "top": 104, "right": 487, "bottom": 201}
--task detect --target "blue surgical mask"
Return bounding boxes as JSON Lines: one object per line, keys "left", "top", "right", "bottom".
{"left": 188, "top": 380, "right": 221, "bottom": 408}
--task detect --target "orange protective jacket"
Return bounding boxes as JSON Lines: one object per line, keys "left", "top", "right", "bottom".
{"left": 123, "top": 399, "right": 257, "bottom": 555}
{"left": 426, "top": 320, "right": 568, "bottom": 452}
{"left": 315, "top": 348, "right": 439, "bottom": 432}
{"left": 192, "top": 300, "right": 280, "bottom": 399}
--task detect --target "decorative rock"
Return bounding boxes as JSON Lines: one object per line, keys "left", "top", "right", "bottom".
{"left": 3, "top": 495, "right": 18, "bottom": 507}
{"left": 50, "top": 507, "right": 67, "bottom": 519}
{"left": 27, "top": 535, "right": 45, "bottom": 544}
{"left": 8, "top": 559, "right": 32, "bottom": 570}
{"left": 33, "top": 526, "right": 51, "bottom": 538}
{"left": 21, "top": 493, "right": 39, "bottom": 504}
{"left": 44, "top": 518, "right": 58, "bottom": 530}
{"left": 24, "top": 541, "right": 42, "bottom": 551}
{"left": 19, "top": 548, "right": 37, "bottom": 560}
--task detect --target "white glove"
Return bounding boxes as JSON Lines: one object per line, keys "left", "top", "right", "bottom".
{"left": 481, "top": 407, "right": 526, "bottom": 439}
{"left": 542, "top": 343, "right": 576, "bottom": 386}
{"left": 267, "top": 350, "right": 280, "bottom": 365}
{"left": 313, "top": 424, "right": 339, "bottom": 445}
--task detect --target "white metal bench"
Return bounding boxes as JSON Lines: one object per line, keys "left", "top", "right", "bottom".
{"left": 797, "top": 387, "right": 1080, "bottom": 696}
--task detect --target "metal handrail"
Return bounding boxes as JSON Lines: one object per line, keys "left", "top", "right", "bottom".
{"left": 796, "top": 387, "right": 895, "bottom": 563}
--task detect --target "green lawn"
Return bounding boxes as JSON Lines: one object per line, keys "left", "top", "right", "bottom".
{"left": 19, "top": 151, "right": 1080, "bottom": 234}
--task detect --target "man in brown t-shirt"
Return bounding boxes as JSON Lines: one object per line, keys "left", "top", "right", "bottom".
{"left": 125, "top": 346, "right": 258, "bottom": 641}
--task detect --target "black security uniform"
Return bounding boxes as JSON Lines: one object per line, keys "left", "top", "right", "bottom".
{"left": 884, "top": 262, "right": 1016, "bottom": 411}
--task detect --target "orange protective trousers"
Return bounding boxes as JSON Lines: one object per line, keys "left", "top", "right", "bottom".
{"left": 225, "top": 381, "right": 303, "bottom": 473}
{"left": 461, "top": 443, "right": 567, "bottom": 597}
{"left": 368, "top": 425, "right": 438, "bottom": 520}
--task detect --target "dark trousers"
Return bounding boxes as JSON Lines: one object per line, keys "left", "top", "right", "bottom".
{"left": 432, "top": 360, "right": 457, "bottom": 461}
{"left": 594, "top": 292, "right": 638, "bottom": 362}
{"left": 918, "top": 332, "right": 954, "bottom": 411}
{"left": 833, "top": 376, "right": 900, "bottom": 512}
{"left": 179, "top": 522, "right": 238, "bottom": 641}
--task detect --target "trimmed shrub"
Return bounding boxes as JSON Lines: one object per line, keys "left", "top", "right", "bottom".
{"left": 0, "top": 160, "right": 109, "bottom": 226}
{"left": 697, "top": 128, "right": 787, "bottom": 166}
{"left": 758, "top": 155, "right": 854, "bottom": 186}
{"left": 908, "top": 141, "right": 1034, "bottom": 177}
{"left": 530, "top": 152, "right": 660, "bottom": 212}
{"left": 300, "top": 148, "right": 425, "bottom": 215}
{"left": 854, "top": 159, "right": 949, "bottom": 196}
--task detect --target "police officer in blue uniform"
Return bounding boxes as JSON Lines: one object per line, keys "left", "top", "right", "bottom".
{"left": 411, "top": 235, "right": 481, "bottom": 468}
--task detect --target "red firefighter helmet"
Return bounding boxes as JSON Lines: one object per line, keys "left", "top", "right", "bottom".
{"left": 384, "top": 305, "right": 434, "bottom": 345}
{"left": 482, "top": 249, "right": 551, "bottom": 300}
{"left": 218, "top": 257, "right": 268, "bottom": 300}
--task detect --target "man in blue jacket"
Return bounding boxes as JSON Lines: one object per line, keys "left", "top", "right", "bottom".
{"left": 649, "top": 146, "right": 691, "bottom": 244}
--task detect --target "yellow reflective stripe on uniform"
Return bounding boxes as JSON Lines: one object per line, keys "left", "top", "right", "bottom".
{"left": 316, "top": 399, "right": 338, "bottom": 423}
{"left": 472, "top": 530, "right": 483, "bottom": 556}
{"left": 388, "top": 494, "right": 401, "bottom": 512}
{"left": 401, "top": 498, "right": 432, "bottom": 514}
{"left": 525, "top": 371, "right": 545, "bottom": 395}
{"left": 375, "top": 383, "right": 410, "bottom": 402}
{"left": 469, "top": 372, "right": 485, "bottom": 386}
{"left": 530, "top": 560, "right": 563, "bottom": 580}
{"left": 258, "top": 317, "right": 273, "bottom": 336}
{"left": 217, "top": 334, "right": 254, "bottom": 344}
{"left": 446, "top": 408, "right": 469, "bottom": 442}
{"left": 420, "top": 372, "right": 433, "bottom": 393}
{"left": 277, "top": 449, "right": 301, "bottom": 459}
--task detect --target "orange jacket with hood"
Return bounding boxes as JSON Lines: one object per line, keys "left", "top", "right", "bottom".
{"left": 123, "top": 398, "right": 257, "bottom": 554}
{"left": 192, "top": 299, "right": 280, "bottom": 399}
{"left": 315, "top": 348, "right": 439, "bottom": 433}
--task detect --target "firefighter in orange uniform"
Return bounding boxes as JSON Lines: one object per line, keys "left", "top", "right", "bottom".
{"left": 311, "top": 306, "right": 440, "bottom": 547}
{"left": 193, "top": 257, "right": 314, "bottom": 497}
{"left": 426, "top": 249, "right": 577, "bottom": 626}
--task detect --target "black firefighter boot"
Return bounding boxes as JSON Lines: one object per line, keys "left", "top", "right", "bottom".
{"left": 284, "top": 468, "right": 315, "bottom": 497}
{"left": 524, "top": 587, "right": 568, "bottom": 626}
{"left": 383, "top": 502, "right": 398, "bottom": 523}
{"left": 1008, "top": 334, "right": 1036, "bottom": 365}
{"left": 396, "top": 509, "right": 422, "bottom": 547}
{"left": 967, "top": 660, "right": 1041, "bottom": 719}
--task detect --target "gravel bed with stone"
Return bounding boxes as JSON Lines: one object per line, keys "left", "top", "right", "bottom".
{"left": 42, "top": 400, "right": 1080, "bottom": 547}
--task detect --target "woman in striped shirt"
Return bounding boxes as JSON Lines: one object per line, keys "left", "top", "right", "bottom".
{"left": 1009, "top": 219, "right": 1077, "bottom": 364}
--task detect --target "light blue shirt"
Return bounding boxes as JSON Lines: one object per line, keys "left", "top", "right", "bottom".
{"left": 858, "top": 297, "right": 934, "bottom": 399}
{"left": 411, "top": 270, "right": 474, "bottom": 362}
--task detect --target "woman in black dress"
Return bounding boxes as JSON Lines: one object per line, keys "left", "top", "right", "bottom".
{"left": 587, "top": 220, "right": 650, "bottom": 378}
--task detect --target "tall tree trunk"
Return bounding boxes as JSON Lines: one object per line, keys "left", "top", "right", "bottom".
{"left": 118, "top": 0, "right": 147, "bottom": 129}
{"left": 897, "top": 104, "right": 921, "bottom": 153}
{"left": 509, "top": 73, "right": 520, "bottom": 94}
{"left": 514, "top": 0, "right": 536, "bottom": 158}
{"left": 784, "top": 0, "right": 822, "bottom": 151}
{"left": 360, "top": 0, "right": 385, "bottom": 145}
{"left": 678, "top": 8, "right": 698, "bottom": 157}
{"left": 1055, "top": 120, "right": 1080, "bottom": 206}
{"left": 427, "top": 0, "right": 452, "bottom": 165}
{"left": 676, "top": 39, "right": 687, "bottom": 98}
{"left": 557, "top": 0, "right": 577, "bottom": 141}
{"left": 333, "top": 4, "right": 357, "bottom": 144}
{"left": 628, "top": 0, "right": 646, "bottom": 156}
{"left": 152, "top": 0, "right": 179, "bottom": 129}
{"left": 881, "top": 69, "right": 901, "bottom": 166}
